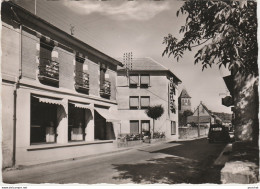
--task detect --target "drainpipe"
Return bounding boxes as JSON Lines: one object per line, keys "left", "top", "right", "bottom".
{"left": 12, "top": 23, "right": 22, "bottom": 167}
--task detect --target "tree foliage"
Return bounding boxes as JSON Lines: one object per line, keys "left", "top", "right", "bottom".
{"left": 179, "top": 110, "right": 193, "bottom": 126}
{"left": 163, "top": 0, "right": 257, "bottom": 76}
{"left": 145, "top": 105, "right": 164, "bottom": 120}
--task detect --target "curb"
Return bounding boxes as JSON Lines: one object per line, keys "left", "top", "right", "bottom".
{"left": 177, "top": 136, "right": 207, "bottom": 142}
{"left": 214, "top": 143, "right": 232, "bottom": 166}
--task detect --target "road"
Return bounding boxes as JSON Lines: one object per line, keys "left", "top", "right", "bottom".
{"left": 3, "top": 138, "right": 226, "bottom": 184}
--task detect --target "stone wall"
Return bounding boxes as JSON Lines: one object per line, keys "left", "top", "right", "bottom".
{"left": 178, "top": 127, "right": 208, "bottom": 139}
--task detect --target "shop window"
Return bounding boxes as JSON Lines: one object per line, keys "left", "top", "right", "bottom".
{"left": 38, "top": 39, "right": 59, "bottom": 86}
{"left": 141, "top": 120, "right": 150, "bottom": 132}
{"left": 68, "top": 103, "right": 86, "bottom": 141}
{"left": 30, "top": 96, "right": 58, "bottom": 144}
{"left": 129, "top": 96, "right": 139, "bottom": 109}
{"left": 129, "top": 74, "right": 139, "bottom": 88}
{"left": 130, "top": 120, "right": 139, "bottom": 134}
{"left": 140, "top": 96, "right": 150, "bottom": 109}
{"left": 171, "top": 121, "right": 176, "bottom": 135}
{"left": 140, "top": 74, "right": 149, "bottom": 88}
{"left": 75, "top": 57, "right": 89, "bottom": 94}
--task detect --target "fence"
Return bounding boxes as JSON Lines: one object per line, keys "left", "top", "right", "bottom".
{"left": 179, "top": 127, "right": 209, "bottom": 139}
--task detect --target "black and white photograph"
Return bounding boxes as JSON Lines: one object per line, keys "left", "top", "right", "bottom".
{"left": 1, "top": 0, "right": 259, "bottom": 186}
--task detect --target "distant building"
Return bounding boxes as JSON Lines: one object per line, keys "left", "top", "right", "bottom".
{"left": 187, "top": 102, "right": 222, "bottom": 127}
{"left": 117, "top": 57, "right": 181, "bottom": 140}
{"left": 178, "top": 88, "right": 192, "bottom": 113}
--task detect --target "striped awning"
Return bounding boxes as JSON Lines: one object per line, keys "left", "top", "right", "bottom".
{"left": 33, "top": 96, "right": 63, "bottom": 105}
{"left": 70, "top": 102, "right": 94, "bottom": 110}
{"left": 95, "top": 108, "right": 120, "bottom": 122}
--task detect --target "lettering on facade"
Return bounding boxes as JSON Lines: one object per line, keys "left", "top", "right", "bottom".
{"left": 169, "top": 77, "right": 176, "bottom": 113}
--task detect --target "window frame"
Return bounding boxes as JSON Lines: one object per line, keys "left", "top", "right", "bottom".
{"left": 140, "top": 74, "right": 150, "bottom": 88}
{"left": 141, "top": 120, "right": 150, "bottom": 132}
{"left": 130, "top": 120, "right": 139, "bottom": 134}
{"left": 129, "top": 96, "right": 139, "bottom": 109}
{"left": 129, "top": 74, "right": 139, "bottom": 88}
{"left": 140, "top": 96, "right": 150, "bottom": 109}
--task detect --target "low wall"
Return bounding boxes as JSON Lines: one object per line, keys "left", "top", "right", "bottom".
{"left": 179, "top": 127, "right": 209, "bottom": 139}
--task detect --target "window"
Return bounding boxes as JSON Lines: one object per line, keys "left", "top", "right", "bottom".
{"left": 130, "top": 120, "right": 139, "bottom": 134}
{"left": 171, "top": 121, "right": 176, "bottom": 135}
{"left": 68, "top": 103, "right": 86, "bottom": 141}
{"left": 140, "top": 96, "right": 150, "bottom": 109}
{"left": 140, "top": 74, "right": 150, "bottom": 88}
{"left": 30, "top": 96, "right": 58, "bottom": 144}
{"left": 141, "top": 120, "right": 150, "bottom": 132}
{"left": 129, "top": 74, "right": 139, "bottom": 88}
{"left": 75, "top": 57, "right": 89, "bottom": 93}
{"left": 100, "top": 65, "right": 111, "bottom": 98}
{"left": 129, "top": 96, "right": 139, "bottom": 109}
{"left": 38, "top": 39, "right": 59, "bottom": 86}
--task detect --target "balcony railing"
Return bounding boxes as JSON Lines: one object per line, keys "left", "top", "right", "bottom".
{"left": 75, "top": 71, "right": 89, "bottom": 93}
{"left": 38, "top": 58, "right": 59, "bottom": 85}
{"left": 100, "top": 80, "right": 111, "bottom": 97}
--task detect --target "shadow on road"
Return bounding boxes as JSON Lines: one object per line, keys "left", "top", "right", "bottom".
{"left": 112, "top": 138, "right": 226, "bottom": 184}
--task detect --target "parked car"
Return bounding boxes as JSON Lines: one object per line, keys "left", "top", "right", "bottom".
{"left": 208, "top": 124, "right": 230, "bottom": 143}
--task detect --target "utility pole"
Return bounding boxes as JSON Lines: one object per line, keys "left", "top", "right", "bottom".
{"left": 123, "top": 52, "right": 133, "bottom": 84}
{"left": 197, "top": 102, "right": 201, "bottom": 137}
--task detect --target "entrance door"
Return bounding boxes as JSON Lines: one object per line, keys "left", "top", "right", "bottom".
{"left": 94, "top": 111, "right": 106, "bottom": 140}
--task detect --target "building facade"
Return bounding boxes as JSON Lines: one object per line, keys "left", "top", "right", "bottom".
{"left": 2, "top": 2, "right": 123, "bottom": 168}
{"left": 116, "top": 58, "right": 181, "bottom": 140}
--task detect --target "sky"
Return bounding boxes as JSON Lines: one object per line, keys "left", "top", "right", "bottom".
{"left": 13, "top": 0, "right": 232, "bottom": 113}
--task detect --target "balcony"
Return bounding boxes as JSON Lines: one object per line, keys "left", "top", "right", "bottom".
{"left": 75, "top": 71, "right": 89, "bottom": 94}
{"left": 100, "top": 80, "right": 111, "bottom": 98}
{"left": 38, "top": 58, "right": 59, "bottom": 86}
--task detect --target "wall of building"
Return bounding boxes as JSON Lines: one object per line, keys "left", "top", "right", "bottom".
{"left": 117, "top": 72, "right": 179, "bottom": 140}
{"left": 1, "top": 23, "right": 20, "bottom": 168}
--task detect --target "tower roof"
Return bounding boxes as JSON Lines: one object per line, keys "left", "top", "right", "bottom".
{"left": 179, "top": 88, "right": 191, "bottom": 98}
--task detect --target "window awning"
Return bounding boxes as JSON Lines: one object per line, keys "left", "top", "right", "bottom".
{"left": 95, "top": 108, "right": 120, "bottom": 122}
{"left": 33, "top": 96, "right": 63, "bottom": 106}
{"left": 69, "top": 102, "right": 94, "bottom": 110}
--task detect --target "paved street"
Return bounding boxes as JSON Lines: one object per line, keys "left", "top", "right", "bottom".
{"left": 3, "top": 138, "right": 226, "bottom": 184}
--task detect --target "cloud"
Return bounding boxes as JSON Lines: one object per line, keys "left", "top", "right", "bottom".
{"left": 63, "top": 0, "right": 170, "bottom": 21}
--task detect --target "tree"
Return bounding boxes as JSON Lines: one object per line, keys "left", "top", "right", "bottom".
{"left": 145, "top": 105, "right": 164, "bottom": 138}
{"left": 179, "top": 110, "right": 193, "bottom": 126}
{"left": 163, "top": 0, "right": 258, "bottom": 145}
{"left": 163, "top": 0, "right": 257, "bottom": 76}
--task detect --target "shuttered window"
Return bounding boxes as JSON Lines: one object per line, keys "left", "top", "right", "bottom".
{"left": 130, "top": 120, "right": 139, "bottom": 134}
{"left": 140, "top": 74, "right": 149, "bottom": 85}
{"left": 129, "top": 74, "right": 139, "bottom": 87}
{"left": 75, "top": 57, "right": 84, "bottom": 85}
{"left": 129, "top": 96, "right": 139, "bottom": 109}
{"left": 171, "top": 121, "right": 176, "bottom": 135}
{"left": 39, "top": 40, "right": 53, "bottom": 66}
{"left": 141, "top": 96, "right": 150, "bottom": 109}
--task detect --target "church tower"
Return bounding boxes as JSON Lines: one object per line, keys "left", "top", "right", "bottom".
{"left": 178, "top": 88, "right": 192, "bottom": 113}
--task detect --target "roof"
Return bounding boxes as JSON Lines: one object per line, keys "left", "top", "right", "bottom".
{"left": 118, "top": 57, "right": 182, "bottom": 82}
{"left": 2, "top": 1, "right": 123, "bottom": 67}
{"left": 187, "top": 115, "right": 211, "bottom": 123}
{"left": 179, "top": 88, "right": 191, "bottom": 98}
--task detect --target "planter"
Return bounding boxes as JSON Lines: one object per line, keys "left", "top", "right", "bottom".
{"left": 117, "top": 140, "right": 143, "bottom": 148}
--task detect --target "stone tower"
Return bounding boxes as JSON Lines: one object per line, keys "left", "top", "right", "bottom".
{"left": 178, "top": 88, "right": 192, "bottom": 113}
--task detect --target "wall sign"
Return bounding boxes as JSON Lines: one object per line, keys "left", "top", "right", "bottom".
{"left": 169, "top": 77, "right": 176, "bottom": 113}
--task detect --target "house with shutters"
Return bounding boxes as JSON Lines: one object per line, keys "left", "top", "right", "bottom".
{"left": 1, "top": 1, "right": 123, "bottom": 168}
{"left": 116, "top": 57, "right": 181, "bottom": 140}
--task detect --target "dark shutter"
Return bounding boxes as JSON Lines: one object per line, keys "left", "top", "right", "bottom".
{"left": 75, "top": 57, "right": 84, "bottom": 85}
